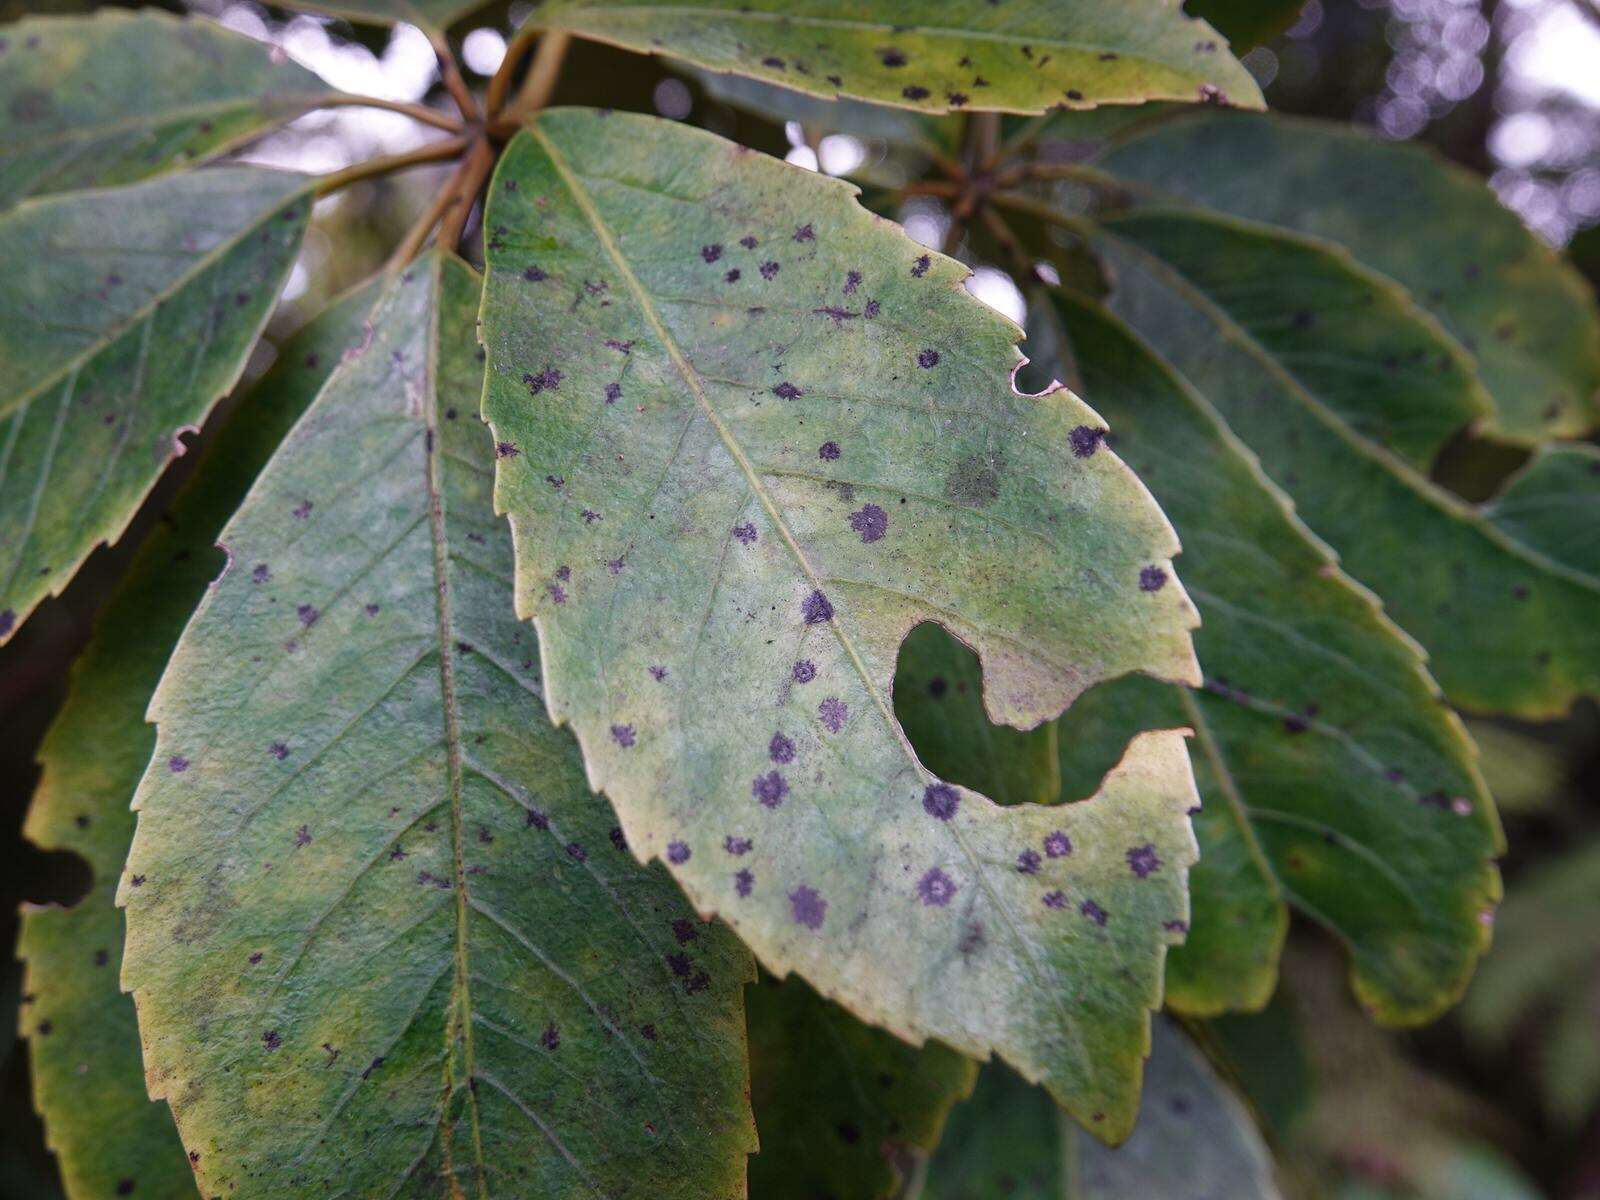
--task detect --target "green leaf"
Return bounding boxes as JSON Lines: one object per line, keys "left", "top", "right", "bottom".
{"left": 925, "top": 1020, "right": 1281, "bottom": 1199}
{"left": 1483, "top": 442, "right": 1600, "bottom": 580}
{"left": 529, "top": 1, "right": 1264, "bottom": 115}
{"left": 1185, "top": 0, "right": 1306, "bottom": 49}
{"left": 0, "top": 166, "right": 310, "bottom": 644}
{"left": 1084, "top": 206, "right": 1600, "bottom": 720}
{"left": 0, "top": 12, "right": 334, "bottom": 208}
{"left": 274, "top": 0, "right": 494, "bottom": 32}
{"left": 119, "top": 253, "right": 756, "bottom": 1198}
{"left": 894, "top": 624, "right": 1060, "bottom": 808}
{"left": 1090, "top": 112, "right": 1600, "bottom": 442}
{"left": 1041, "top": 292, "right": 1502, "bottom": 1025}
{"left": 748, "top": 972, "right": 976, "bottom": 1200}
{"left": 480, "top": 108, "right": 1204, "bottom": 1139}
{"left": 17, "top": 281, "right": 379, "bottom": 1200}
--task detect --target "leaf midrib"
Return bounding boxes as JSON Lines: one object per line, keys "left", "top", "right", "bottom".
{"left": 525, "top": 120, "right": 1088, "bottom": 1079}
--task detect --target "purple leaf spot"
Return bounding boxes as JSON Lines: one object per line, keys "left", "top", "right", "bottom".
{"left": 789, "top": 885, "right": 827, "bottom": 929}
{"left": 916, "top": 867, "right": 957, "bottom": 907}
{"left": 922, "top": 783, "right": 959, "bottom": 820}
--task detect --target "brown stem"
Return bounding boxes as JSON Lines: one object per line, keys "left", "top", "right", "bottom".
{"left": 427, "top": 28, "right": 481, "bottom": 124}
{"left": 316, "top": 94, "right": 464, "bottom": 133}
{"left": 485, "top": 23, "right": 542, "bottom": 117}
{"left": 900, "top": 180, "right": 962, "bottom": 198}
{"left": 502, "top": 30, "right": 571, "bottom": 125}
{"left": 388, "top": 147, "right": 481, "bottom": 270}
{"left": 437, "top": 138, "right": 495, "bottom": 256}
{"left": 314, "top": 135, "right": 472, "bottom": 197}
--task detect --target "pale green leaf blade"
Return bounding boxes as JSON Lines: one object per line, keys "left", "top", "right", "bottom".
{"left": 895, "top": 624, "right": 1060, "bottom": 808}
{"left": 119, "top": 254, "right": 756, "bottom": 1199}
{"left": 1090, "top": 207, "right": 1600, "bottom": 719}
{"left": 925, "top": 1020, "right": 1282, "bottom": 1198}
{"left": 1093, "top": 112, "right": 1600, "bottom": 442}
{"left": 1043, "top": 292, "right": 1502, "bottom": 1025}
{"left": 481, "top": 109, "right": 1202, "bottom": 1139}
{"left": 748, "top": 973, "right": 977, "bottom": 1200}
{"left": 530, "top": 1, "right": 1263, "bottom": 115}
{"left": 17, "top": 283, "right": 379, "bottom": 1200}
{"left": 1483, "top": 442, "right": 1600, "bottom": 581}
{"left": 0, "top": 12, "right": 334, "bottom": 208}
{"left": 0, "top": 167, "right": 311, "bottom": 643}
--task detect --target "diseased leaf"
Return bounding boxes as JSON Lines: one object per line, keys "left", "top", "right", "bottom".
{"left": 0, "top": 167, "right": 311, "bottom": 643}
{"left": 0, "top": 12, "right": 334, "bottom": 208}
{"left": 529, "top": 1, "right": 1263, "bottom": 115}
{"left": 895, "top": 624, "right": 1060, "bottom": 808}
{"left": 1041, "top": 292, "right": 1501, "bottom": 1024}
{"left": 17, "top": 282, "right": 378, "bottom": 1200}
{"left": 1087, "top": 207, "right": 1600, "bottom": 720}
{"left": 119, "top": 254, "right": 756, "bottom": 1198}
{"left": 1483, "top": 442, "right": 1600, "bottom": 580}
{"left": 925, "top": 1019, "right": 1281, "bottom": 1200}
{"left": 481, "top": 109, "right": 1204, "bottom": 1138}
{"left": 748, "top": 972, "right": 976, "bottom": 1200}
{"left": 1090, "top": 112, "right": 1600, "bottom": 442}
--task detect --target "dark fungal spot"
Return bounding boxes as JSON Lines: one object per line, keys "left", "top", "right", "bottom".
{"left": 1044, "top": 830, "right": 1072, "bottom": 858}
{"left": 1042, "top": 890, "right": 1066, "bottom": 909}
{"left": 296, "top": 603, "right": 319, "bottom": 627}
{"left": 818, "top": 697, "right": 848, "bottom": 732}
{"left": 843, "top": 270, "right": 861, "bottom": 294}
{"left": 762, "top": 55, "right": 785, "bottom": 69}
{"left": 864, "top": 298, "right": 881, "bottom": 318}
{"left": 1127, "top": 844, "right": 1162, "bottom": 878}
{"left": 526, "top": 808, "right": 549, "bottom": 830}
{"left": 769, "top": 732, "right": 796, "bottom": 763}
{"left": 725, "top": 835, "right": 752, "bottom": 855}
{"left": 849, "top": 504, "right": 888, "bottom": 543}
{"left": 735, "top": 868, "right": 754, "bottom": 897}
{"left": 1139, "top": 565, "right": 1168, "bottom": 592}
{"left": 701, "top": 243, "right": 723, "bottom": 263}
{"left": 294, "top": 825, "right": 311, "bottom": 847}
{"left": 922, "top": 783, "right": 959, "bottom": 820}
{"left": 566, "top": 841, "right": 587, "bottom": 862}
{"left": 879, "top": 48, "right": 907, "bottom": 67}
{"left": 610, "top": 826, "right": 628, "bottom": 852}
{"left": 947, "top": 91, "right": 968, "bottom": 106}
{"left": 523, "top": 265, "right": 547, "bottom": 282}
{"left": 794, "top": 224, "right": 815, "bottom": 242}
{"left": 269, "top": 742, "right": 288, "bottom": 760}
{"left": 667, "top": 840, "right": 691, "bottom": 864}
{"left": 649, "top": 665, "right": 668, "bottom": 680}
{"left": 94, "top": 948, "right": 109, "bottom": 966}
{"left": 365, "top": 603, "right": 380, "bottom": 616}
{"left": 793, "top": 660, "right": 817, "bottom": 683}
{"left": 773, "top": 381, "right": 803, "bottom": 400}
{"left": 802, "top": 590, "right": 834, "bottom": 624}
{"left": 263, "top": 1030, "right": 282, "bottom": 1050}
{"left": 1016, "top": 850, "right": 1041, "bottom": 875}
{"left": 911, "top": 255, "right": 931, "bottom": 277}
{"left": 837, "top": 1121, "right": 861, "bottom": 1144}
{"left": 1066, "top": 88, "right": 1084, "bottom": 101}
{"left": 734, "top": 522, "right": 758, "bottom": 545}
{"left": 760, "top": 261, "right": 780, "bottom": 280}
{"left": 523, "top": 367, "right": 562, "bottom": 394}
{"left": 605, "top": 382, "right": 622, "bottom": 403}
{"left": 1081, "top": 899, "right": 1108, "bottom": 926}
{"left": 725, "top": 268, "right": 741, "bottom": 283}
{"left": 115, "top": 1182, "right": 135, "bottom": 1197}
{"left": 292, "top": 499, "right": 313, "bottom": 519}
{"left": 819, "top": 440, "right": 840, "bottom": 461}
{"left": 496, "top": 442, "right": 519, "bottom": 459}
{"left": 611, "top": 724, "right": 636, "bottom": 747}
{"left": 753, "top": 771, "right": 789, "bottom": 807}
{"left": 168, "top": 755, "right": 189, "bottom": 773}
{"left": 541, "top": 1023, "right": 560, "bottom": 1050}
{"left": 740, "top": 235, "right": 758, "bottom": 249}
{"left": 0, "top": 610, "right": 12, "bottom": 637}
{"left": 902, "top": 85, "right": 930, "bottom": 100}
{"left": 917, "top": 349, "right": 940, "bottom": 368}
{"left": 945, "top": 451, "right": 1002, "bottom": 508}
{"left": 917, "top": 867, "right": 956, "bottom": 907}
{"left": 789, "top": 885, "right": 827, "bottom": 929}
{"left": 640, "top": 1023, "right": 658, "bottom": 1041}
{"left": 1069, "top": 425, "right": 1104, "bottom": 458}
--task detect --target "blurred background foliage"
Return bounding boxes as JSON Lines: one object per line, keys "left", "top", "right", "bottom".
{"left": 2, "top": 1, "right": 1598, "bottom": 1196}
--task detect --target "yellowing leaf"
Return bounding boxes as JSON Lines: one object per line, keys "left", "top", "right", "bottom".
{"left": 481, "top": 109, "right": 1203, "bottom": 1139}
{"left": 119, "top": 255, "right": 756, "bottom": 1198}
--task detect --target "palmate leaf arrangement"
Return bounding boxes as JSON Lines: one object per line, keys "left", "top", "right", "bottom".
{"left": 6, "top": 1, "right": 1598, "bottom": 1197}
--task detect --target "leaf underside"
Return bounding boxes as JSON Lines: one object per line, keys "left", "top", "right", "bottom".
{"left": 748, "top": 972, "right": 977, "bottom": 1200}
{"left": 0, "top": 166, "right": 310, "bottom": 644}
{"left": 0, "top": 11, "right": 333, "bottom": 209}
{"left": 531, "top": 0, "right": 1264, "bottom": 115}
{"left": 119, "top": 254, "right": 756, "bottom": 1199}
{"left": 924, "top": 1019, "right": 1282, "bottom": 1199}
{"left": 1091, "top": 111, "right": 1600, "bottom": 443}
{"left": 1088, "top": 207, "right": 1600, "bottom": 721}
{"left": 18, "top": 282, "right": 380, "bottom": 1200}
{"left": 480, "top": 108, "right": 1203, "bottom": 1139}
{"left": 1042, "top": 293, "right": 1502, "bottom": 1025}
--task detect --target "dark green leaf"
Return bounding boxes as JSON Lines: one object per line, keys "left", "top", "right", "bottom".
{"left": 925, "top": 1020, "right": 1281, "bottom": 1198}
{"left": 16, "top": 257, "right": 374, "bottom": 1200}
{"left": 530, "top": 1, "right": 1263, "bottom": 115}
{"left": 0, "top": 167, "right": 311, "bottom": 643}
{"left": 1087, "top": 206, "right": 1600, "bottom": 720}
{"left": 748, "top": 973, "right": 976, "bottom": 1200}
{"left": 1092, "top": 112, "right": 1600, "bottom": 442}
{"left": 481, "top": 109, "right": 1204, "bottom": 1139}
{"left": 1185, "top": 0, "right": 1305, "bottom": 49}
{"left": 0, "top": 12, "right": 334, "bottom": 208}
{"left": 1042, "top": 292, "right": 1501, "bottom": 1025}
{"left": 1483, "top": 442, "right": 1600, "bottom": 580}
{"left": 274, "top": 0, "right": 493, "bottom": 32}
{"left": 119, "top": 254, "right": 756, "bottom": 1198}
